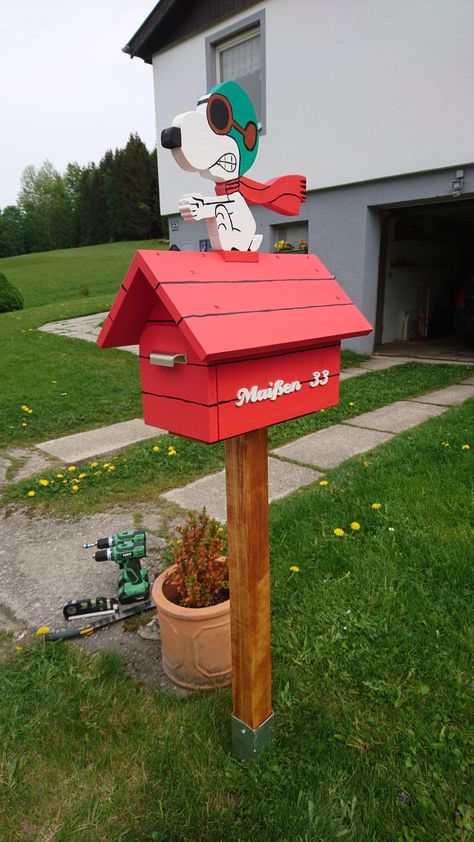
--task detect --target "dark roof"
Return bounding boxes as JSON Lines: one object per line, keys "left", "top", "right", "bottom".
{"left": 124, "top": 0, "right": 260, "bottom": 63}
{"left": 97, "top": 250, "right": 372, "bottom": 362}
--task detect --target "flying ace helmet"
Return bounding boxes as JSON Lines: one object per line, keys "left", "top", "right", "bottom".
{"left": 204, "top": 80, "right": 259, "bottom": 176}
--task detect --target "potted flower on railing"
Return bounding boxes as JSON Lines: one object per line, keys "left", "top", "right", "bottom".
{"left": 274, "top": 238, "right": 308, "bottom": 254}
{"left": 152, "top": 508, "right": 231, "bottom": 689}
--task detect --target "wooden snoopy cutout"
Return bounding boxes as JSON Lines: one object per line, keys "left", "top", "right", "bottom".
{"left": 161, "top": 80, "right": 306, "bottom": 252}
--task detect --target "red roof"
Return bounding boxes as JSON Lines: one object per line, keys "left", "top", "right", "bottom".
{"left": 97, "top": 250, "right": 372, "bottom": 362}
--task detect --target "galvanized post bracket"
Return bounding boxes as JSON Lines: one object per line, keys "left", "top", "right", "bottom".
{"left": 231, "top": 712, "right": 275, "bottom": 763}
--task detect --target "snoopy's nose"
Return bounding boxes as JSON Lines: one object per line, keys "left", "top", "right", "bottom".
{"left": 161, "top": 127, "right": 182, "bottom": 149}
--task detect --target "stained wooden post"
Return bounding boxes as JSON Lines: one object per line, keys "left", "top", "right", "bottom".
{"left": 225, "top": 427, "right": 274, "bottom": 762}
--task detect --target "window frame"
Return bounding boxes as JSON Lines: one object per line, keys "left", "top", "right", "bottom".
{"left": 205, "top": 10, "right": 266, "bottom": 134}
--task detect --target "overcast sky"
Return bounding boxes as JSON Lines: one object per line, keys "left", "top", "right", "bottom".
{"left": 0, "top": 0, "right": 158, "bottom": 208}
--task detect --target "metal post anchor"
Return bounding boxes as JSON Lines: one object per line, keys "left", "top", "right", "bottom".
{"left": 231, "top": 712, "right": 275, "bottom": 763}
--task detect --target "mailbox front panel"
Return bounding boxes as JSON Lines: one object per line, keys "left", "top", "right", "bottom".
{"left": 215, "top": 345, "right": 340, "bottom": 440}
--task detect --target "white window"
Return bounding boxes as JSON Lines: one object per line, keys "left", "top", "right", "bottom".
{"left": 206, "top": 12, "right": 266, "bottom": 130}
{"left": 215, "top": 27, "right": 262, "bottom": 121}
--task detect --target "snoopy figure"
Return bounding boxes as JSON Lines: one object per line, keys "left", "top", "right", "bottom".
{"left": 161, "top": 80, "right": 306, "bottom": 252}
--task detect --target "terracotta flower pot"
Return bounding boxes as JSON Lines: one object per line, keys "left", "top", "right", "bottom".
{"left": 152, "top": 566, "right": 231, "bottom": 689}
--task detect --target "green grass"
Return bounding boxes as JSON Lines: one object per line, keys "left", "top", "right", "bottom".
{"left": 0, "top": 239, "right": 166, "bottom": 308}
{"left": 4, "top": 361, "right": 473, "bottom": 515}
{"left": 0, "top": 401, "right": 472, "bottom": 841}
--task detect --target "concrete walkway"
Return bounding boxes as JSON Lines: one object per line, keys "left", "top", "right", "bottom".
{"left": 163, "top": 380, "right": 474, "bottom": 521}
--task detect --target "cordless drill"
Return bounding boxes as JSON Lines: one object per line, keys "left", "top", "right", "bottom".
{"left": 83, "top": 530, "right": 146, "bottom": 550}
{"left": 90, "top": 538, "right": 150, "bottom": 604}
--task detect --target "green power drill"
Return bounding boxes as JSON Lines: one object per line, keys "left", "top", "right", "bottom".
{"left": 91, "top": 539, "right": 150, "bottom": 605}
{"left": 83, "top": 530, "right": 146, "bottom": 550}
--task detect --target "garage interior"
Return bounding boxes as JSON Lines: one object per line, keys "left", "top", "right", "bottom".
{"left": 375, "top": 200, "right": 474, "bottom": 361}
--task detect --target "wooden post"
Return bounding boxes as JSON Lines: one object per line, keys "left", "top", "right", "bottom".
{"left": 225, "top": 427, "right": 274, "bottom": 762}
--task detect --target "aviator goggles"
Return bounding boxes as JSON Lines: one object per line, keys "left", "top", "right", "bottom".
{"left": 206, "top": 93, "right": 258, "bottom": 151}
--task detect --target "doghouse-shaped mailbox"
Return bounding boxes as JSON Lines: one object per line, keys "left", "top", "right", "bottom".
{"left": 97, "top": 250, "right": 372, "bottom": 442}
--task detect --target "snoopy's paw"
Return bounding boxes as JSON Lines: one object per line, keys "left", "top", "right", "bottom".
{"left": 179, "top": 193, "right": 210, "bottom": 222}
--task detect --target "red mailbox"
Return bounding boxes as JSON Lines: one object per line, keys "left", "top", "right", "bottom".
{"left": 97, "top": 250, "right": 372, "bottom": 443}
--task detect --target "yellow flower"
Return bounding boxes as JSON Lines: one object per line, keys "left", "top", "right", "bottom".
{"left": 27, "top": 490, "right": 36, "bottom": 497}
{"left": 334, "top": 528, "right": 345, "bottom": 537}
{"left": 103, "top": 463, "right": 110, "bottom": 468}
{"left": 289, "top": 565, "right": 300, "bottom": 572}
{"left": 153, "top": 445, "right": 160, "bottom": 452}
{"left": 349, "top": 402, "right": 354, "bottom": 408}
{"left": 351, "top": 521, "right": 361, "bottom": 531}
{"left": 68, "top": 465, "right": 76, "bottom": 472}
{"left": 107, "top": 465, "right": 115, "bottom": 472}
{"left": 36, "top": 626, "right": 49, "bottom": 635}
{"left": 21, "top": 422, "right": 27, "bottom": 427}
{"left": 90, "top": 461, "right": 98, "bottom": 468}
{"left": 56, "top": 473, "right": 64, "bottom": 479}
{"left": 442, "top": 441, "right": 450, "bottom": 448}
{"left": 78, "top": 473, "right": 87, "bottom": 479}
{"left": 371, "top": 503, "right": 382, "bottom": 510}
{"left": 168, "top": 447, "right": 177, "bottom": 456}
{"left": 319, "top": 480, "right": 329, "bottom": 486}
{"left": 94, "top": 470, "right": 101, "bottom": 476}
{"left": 71, "top": 485, "right": 79, "bottom": 492}
{"left": 27, "top": 408, "right": 33, "bottom": 414}
{"left": 462, "top": 444, "right": 470, "bottom": 450}
{"left": 38, "top": 479, "right": 49, "bottom": 487}
{"left": 20, "top": 404, "right": 30, "bottom": 412}
{"left": 363, "top": 461, "right": 370, "bottom": 468}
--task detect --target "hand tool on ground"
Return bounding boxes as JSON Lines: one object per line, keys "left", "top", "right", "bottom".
{"left": 83, "top": 530, "right": 146, "bottom": 550}
{"left": 44, "top": 599, "right": 155, "bottom": 641}
{"left": 63, "top": 597, "right": 119, "bottom": 621}
{"left": 90, "top": 540, "right": 150, "bottom": 604}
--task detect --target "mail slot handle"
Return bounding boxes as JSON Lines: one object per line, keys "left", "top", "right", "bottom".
{"left": 150, "top": 352, "right": 187, "bottom": 368}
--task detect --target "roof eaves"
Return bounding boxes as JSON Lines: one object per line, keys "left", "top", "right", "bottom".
{"left": 123, "top": 0, "right": 177, "bottom": 63}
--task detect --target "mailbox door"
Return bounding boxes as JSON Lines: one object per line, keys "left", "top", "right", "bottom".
{"left": 216, "top": 344, "right": 340, "bottom": 440}
{"left": 139, "top": 323, "right": 219, "bottom": 442}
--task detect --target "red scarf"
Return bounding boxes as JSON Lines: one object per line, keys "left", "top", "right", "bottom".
{"left": 215, "top": 174, "right": 306, "bottom": 217}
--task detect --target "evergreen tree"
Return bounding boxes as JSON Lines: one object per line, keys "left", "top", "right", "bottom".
{"left": 120, "top": 134, "right": 154, "bottom": 240}
{"left": 0, "top": 206, "right": 25, "bottom": 257}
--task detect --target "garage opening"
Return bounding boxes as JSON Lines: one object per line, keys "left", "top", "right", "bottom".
{"left": 375, "top": 200, "right": 474, "bottom": 360}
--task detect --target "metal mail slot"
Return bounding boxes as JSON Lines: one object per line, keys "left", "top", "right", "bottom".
{"left": 150, "top": 352, "right": 188, "bottom": 368}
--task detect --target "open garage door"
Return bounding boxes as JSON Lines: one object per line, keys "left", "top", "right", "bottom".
{"left": 375, "top": 200, "right": 474, "bottom": 361}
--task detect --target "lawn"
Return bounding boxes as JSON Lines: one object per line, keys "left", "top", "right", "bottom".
{"left": 0, "top": 399, "right": 472, "bottom": 841}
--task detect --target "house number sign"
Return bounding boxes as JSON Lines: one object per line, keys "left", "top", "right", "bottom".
{"left": 235, "top": 370, "right": 330, "bottom": 407}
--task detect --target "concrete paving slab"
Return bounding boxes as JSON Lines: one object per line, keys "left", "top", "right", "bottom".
{"left": 273, "top": 424, "right": 393, "bottom": 469}
{"left": 410, "top": 384, "right": 474, "bottom": 406}
{"left": 345, "top": 400, "right": 447, "bottom": 434}
{"left": 339, "top": 367, "right": 368, "bottom": 381}
{"left": 360, "top": 356, "right": 412, "bottom": 370}
{"left": 37, "top": 419, "right": 166, "bottom": 463}
{"left": 39, "top": 312, "right": 139, "bottom": 354}
{"left": 162, "top": 457, "right": 321, "bottom": 522}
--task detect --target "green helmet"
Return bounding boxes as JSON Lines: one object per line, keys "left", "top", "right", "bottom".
{"left": 206, "top": 80, "right": 259, "bottom": 176}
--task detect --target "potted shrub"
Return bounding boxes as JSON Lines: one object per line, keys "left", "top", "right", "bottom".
{"left": 274, "top": 238, "right": 308, "bottom": 254}
{"left": 152, "top": 508, "right": 231, "bottom": 689}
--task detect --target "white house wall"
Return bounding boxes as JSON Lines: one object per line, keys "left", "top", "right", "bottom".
{"left": 153, "top": 0, "right": 474, "bottom": 216}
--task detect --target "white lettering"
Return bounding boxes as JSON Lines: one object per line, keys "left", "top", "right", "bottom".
{"left": 235, "top": 378, "right": 302, "bottom": 407}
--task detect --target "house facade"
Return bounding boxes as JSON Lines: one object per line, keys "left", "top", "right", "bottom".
{"left": 125, "top": 0, "right": 474, "bottom": 355}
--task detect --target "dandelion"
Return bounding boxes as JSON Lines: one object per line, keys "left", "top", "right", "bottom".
{"left": 153, "top": 446, "right": 160, "bottom": 453}
{"left": 350, "top": 521, "right": 361, "bottom": 531}
{"left": 363, "top": 461, "right": 370, "bottom": 468}
{"left": 51, "top": 380, "right": 58, "bottom": 384}
{"left": 442, "top": 441, "right": 450, "bottom": 448}
{"left": 371, "top": 503, "right": 382, "bottom": 510}
{"left": 71, "top": 485, "right": 79, "bottom": 492}
{"left": 78, "top": 473, "right": 87, "bottom": 479}
{"left": 462, "top": 444, "right": 470, "bottom": 450}
{"left": 38, "top": 479, "right": 50, "bottom": 487}
{"left": 319, "top": 480, "right": 329, "bottom": 486}
{"left": 56, "top": 473, "right": 64, "bottom": 479}
{"left": 90, "top": 461, "right": 98, "bottom": 468}
{"left": 107, "top": 465, "right": 115, "bottom": 472}
{"left": 27, "top": 490, "right": 36, "bottom": 497}
{"left": 334, "top": 528, "right": 345, "bottom": 537}
{"left": 20, "top": 404, "right": 30, "bottom": 412}
{"left": 21, "top": 422, "right": 27, "bottom": 427}
{"left": 289, "top": 565, "right": 300, "bottom": 572}
{"left": 349, "top": 402, "right": 354, "bottom": 408}
{"left": 68, "top": 466, "right": 76, "bottom": 472}
{"left": 26, "top": 408, "right": 33, "bottom": 414}
{"left": 94, "top": 470, "right": 101, "bottom": 476}
{"left": 36, "top": 626, "right": 49, "bottom": 635}
{"left": 168, "top": 447, "right": 177, "bottom": 456}
{"left": 103, "top": 463, "right": 110, "bottom": 468}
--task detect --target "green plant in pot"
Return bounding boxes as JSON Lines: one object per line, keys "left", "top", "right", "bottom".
{"left": 152, "top": 508, "right": 231, "bottom": 689}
